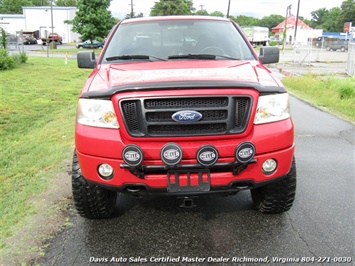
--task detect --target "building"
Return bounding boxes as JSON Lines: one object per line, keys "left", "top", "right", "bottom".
{"left": 272, "top": 15, "right": 322, "bottom": 45}
{"left": 0, "top": 6, "right": 80, "bottom": 43}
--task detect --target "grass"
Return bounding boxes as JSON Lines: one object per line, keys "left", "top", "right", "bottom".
{"left": 283, "top": 74, "right": 355, "bottom": 122}
{"left": 33, "top": 47, "right": 102, "bottom": 54}
{"left": 0, "top": 56, "right": 91, "bottom": 262}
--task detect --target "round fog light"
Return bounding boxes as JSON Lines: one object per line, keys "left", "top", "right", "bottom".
{"left": 161, "top": 143, "right": 183, "bottom": 166}
{"left": 98, "top": 164, "right": 114, "bottom": 179}
{"left": 262, "top": 159, "right": 277, "bottom": 174}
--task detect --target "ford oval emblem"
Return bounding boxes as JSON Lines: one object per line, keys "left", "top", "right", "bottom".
{"left": 172, "top": 110, "right": 202, "bottom": 123}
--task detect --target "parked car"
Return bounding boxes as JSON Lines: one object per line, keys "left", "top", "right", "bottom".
{"left": 326, "top": 40, "right": 348, "bottom": 52}
{"left": 74, "top": 16, "right": 296, "bottom": 219}
{"left": 21, "top": 34, "right": 37, "bottom": 44}
{"left": 269, "top": 36, "right": 283, "bottom": 45}
{"left": 76, "top": 40, "right": 105, "bottom": 49}
{"left": 40, "top": 33, "right": 62, "bottom": 45}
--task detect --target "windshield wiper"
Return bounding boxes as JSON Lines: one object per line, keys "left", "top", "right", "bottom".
{"left": 168, "top": 54, "right": 239, "bottom": 60}
{"left": 105, "top": 55, "right": 167, "bottom": 61}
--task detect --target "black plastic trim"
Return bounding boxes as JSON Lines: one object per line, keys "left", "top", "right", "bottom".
{"left": 86, "top": 174, "right": 287, "bottom": 196}
{"left": 81, "top": 80, "right": 286, "bottom": 99}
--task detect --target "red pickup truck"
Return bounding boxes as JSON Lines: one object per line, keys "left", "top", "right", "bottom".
{"left": 41, "top": 33, "right": 62, "bottom": 45}
{"left": 74, "top": 16, "right": 296, "bottom": 219}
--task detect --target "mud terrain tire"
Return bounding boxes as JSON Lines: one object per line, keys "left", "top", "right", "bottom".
{"left": 72, "top": 151, "right": 117, "bottom": 219}
{"left": 251, "top": 158, "right": 296, "bottom": 214}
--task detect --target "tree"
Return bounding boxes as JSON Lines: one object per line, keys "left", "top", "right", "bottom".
{"left": 310, "top": 7, "right": 343, "bottom": 31}
{"left": 55, "top": 0, "right": 78, "bottom": 6}
{"left": 194, "top": 9, "right": 208, "bottom": 16}
{"left": 125, "top": 12, "right": 144, "bottom": 19}
{"left": 1, "top": 27, "right": 7, "bottom": 49}
{"left": 150, "top": 0, "right": 193, "bottom": 16}
{"left": 338, "top": 0, "right": 355, "bottom": 27}
{"left": 65, "top": 0, "right": 116, "bottom": 42}
{"left": 310, "top": 8, "right": 329, "bottom": 28}
{"left": 31, "top": 0, "right": 50, "bottom": 5}
{"left": 209, "top": 11, "right": 224, "bottom": 17}
{"left": 232, "top": 15, "right": 260, "bottom": 26}
{"left": 0, "top": 0, "right": 31, "bottom": 14}
{"left": 323, "top": 8, "right": 343, "bottom": 31}
{"left": 259, "top": 14, "right": 284, "bottom": 31}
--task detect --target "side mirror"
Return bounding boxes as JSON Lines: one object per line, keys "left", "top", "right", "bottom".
{"left": 259, "top": 46, "right": 279, "bottom": 64}
{"left": 77, "top": 51, "right": 96, "bottom": 69}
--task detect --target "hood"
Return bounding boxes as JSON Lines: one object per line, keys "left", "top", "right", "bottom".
{"left": 85, "top": 60, "right": 283, "bottom": 95}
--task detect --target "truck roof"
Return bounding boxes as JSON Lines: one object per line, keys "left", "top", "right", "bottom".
{"left": 121, "top": 15, "right": 231, "bottom": 25}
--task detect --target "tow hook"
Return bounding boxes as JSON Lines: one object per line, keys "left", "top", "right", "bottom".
{"left": 179, "top": 197, "right": 197, "bottom": 208}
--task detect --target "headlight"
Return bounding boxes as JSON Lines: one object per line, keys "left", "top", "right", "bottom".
{"left": 77, "top": 99, "right": 119, "bottom": 128}
{"left": 254, "top": 93, "right": 290, "bottom": 124}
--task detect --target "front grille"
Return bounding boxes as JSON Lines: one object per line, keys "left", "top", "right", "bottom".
{"left": 120, "top": 96, "right": 252, "bottom": 137}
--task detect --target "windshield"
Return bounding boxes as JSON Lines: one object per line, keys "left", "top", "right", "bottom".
{"left": 102, "top": 19, "right": 255, "bottom": 63}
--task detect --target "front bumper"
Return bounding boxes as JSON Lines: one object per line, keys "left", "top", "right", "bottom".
{"left": 77, "top": 143, "right": 294, "bottom": 195}
{"left": 75, "top": 118, "right": 295, "bottom": 194}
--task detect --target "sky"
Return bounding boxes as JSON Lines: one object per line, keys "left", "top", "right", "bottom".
{"left": 109, "top": 0, "right": 344, "bottom": 20}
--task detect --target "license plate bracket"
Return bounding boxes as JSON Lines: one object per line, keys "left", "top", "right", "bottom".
{"left": 167, "top": 169, "right": 210, "bottom": 193}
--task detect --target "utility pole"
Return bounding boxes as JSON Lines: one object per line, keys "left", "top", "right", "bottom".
{"left": 282, "top": 4, "right": 291, "bottom": 50}
{"left": 294, "top": 0, "right": 300, "bottom": 44}
{"left": 226, "top": 0, "right": 231, "bottom": 18}
{"left": 50, "top": 0, "right": 56, "bottom": 49}
{"left": 130, "top": 0, "right": 134, "bottom": 18}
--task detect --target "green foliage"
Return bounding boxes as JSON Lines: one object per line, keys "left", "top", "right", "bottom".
{"left": 0, "top": 0, "right": 30, "bottom": 13}
{"left": 13, "top": 52, "right": 28, "bottom": 64}
{"left": 209, "top": 11, "right": 224, "bottom": 17}
{"left": 231, "top": 14, "right": 284, "bottom": 31}
{"left": 54, "top": 0, "right": 78, "bottom": 6}
{"left": 232, "top": 15, "right": 260, "bottom": 26}
{"left": 0, "top": 27, "right": 7, "bottom": 49}
{"left": 0, "top": 49, "right": 15, "bottom": 70}
{"left": 339, "top": 85, "right": 354, "bottom": 99}
{"left": 150, "top": 0, "right": 193, "bottom": 16}
{"left": 0, "top": 49, "right": 27, "bottom": 70}
{"left": 31, "top": 0, "right": 50, "bottom": 5}
{"left": 65, "top": 0, "right": 116, "bottom": 41}
{"left": 283, "top": 74, "right": 355, "bottom": 121}
{"left": 339, "top": 0, "right": 355, "bottom": 26}
{"left": 194, "top": 9, "right": 209, "bottom": 16}
{"left": 310, "top": 7, "right": 343, "bottom": 31}
{"left": 259, "top": 14, "right": 284, "bottom": 30}
{"left": 125, "top": 12, "right": 144, "bottom": 19}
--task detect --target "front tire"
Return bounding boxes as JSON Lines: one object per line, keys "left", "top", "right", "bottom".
{"left": 72, "top": 151, "right": 117, "bottom": 219}
{"left": 251, "top": 158, "right": 296, "bottom": 214}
